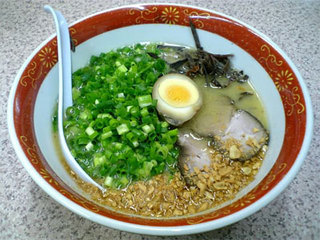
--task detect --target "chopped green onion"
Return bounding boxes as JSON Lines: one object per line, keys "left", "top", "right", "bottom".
{"left": 94, "top": 155, "right": 107, "bottom": 166}
{"left": 54, "top": 43, "right": 180, "bottom": 189}
{"left": 104, "top": 176, "right": 113, "bottom": 187}
{"left": 116, "top": 123, "right": 129, "bottom": 135}
{"left": 85, "top": 126, "right": 95, "bottom": 136}
{"left": 85, "top": 142, "right": 93, "bottom": 151}
{"left": 118, "top": 65, "right": 128, "bottom": 72}
{"left": 138, "top": 95, "right": 152, "bottom": 108}
{"left": 168, "top": 129, "right": 178, "bottom": 136}
{"left": 132, "top": 140, "right": 139, "bottom": 148}
{"left": 142, "top": 124, "right": 155, "bottom": 134}
{"left": 118, "top": 93, "right": 125, "bottom": 98}
{"left": 126, "top": 106, "right": 133, "bottom": 112}
{"left": 101, "top": 131, "right": 113, "bottom": 139}
{"left": 161, "top": 121, "right": 169, "bottom": 128}
{"left": 130, "top": 120, "right": 137, "bottom": 127}
{"left": 72, "top": 87, "right": 81, "bottom": 100}
{"left": 85, "top": 126, "right": 98, "bottom": 139}
{"left": 109, "top": 119, "right": 118, "bottom": 128}
{"left": 130, "top": 107, "right": 139, "bottom": 116}
{"left": 80, "top": 111, "right": 90, "bottom": 120}
{"left": 114, "top": 142, "right": 123, "bottom": 150}
{"left": 97, "top": 113, "right": 112, "bottom": 119}
{"left": 141, "top": 108, "right": 149, "bottom": 117}
{"left": 119, "top": 175, "right": 129, "bottom": 186}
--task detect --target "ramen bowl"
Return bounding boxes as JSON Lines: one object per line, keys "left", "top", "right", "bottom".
{"left": 7, "top": 3, "right": 313, "bottom": 235}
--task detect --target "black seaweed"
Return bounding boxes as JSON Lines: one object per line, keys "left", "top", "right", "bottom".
{"left": 157, "top": 19, "right": 250, "bottom": 88}
{"left": 147, "top": 52, "right": 159, "bottom": 59}
{"left": 189, "top": 19, "right": 203, "bottom": 50}
{"left": 169, "top": 59, "right": 188, "bottom": 69}
{"left": 238, "top": 91, "right": 254, "bottom": 101}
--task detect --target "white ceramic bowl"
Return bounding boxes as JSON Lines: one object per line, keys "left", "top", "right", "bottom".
{"left": 7, "top": 3, "right": 313, "bottom": 235}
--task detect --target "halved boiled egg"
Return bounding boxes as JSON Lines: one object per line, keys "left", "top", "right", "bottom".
{"left": 152, "top": 73, "right": 202, "bottom": 126}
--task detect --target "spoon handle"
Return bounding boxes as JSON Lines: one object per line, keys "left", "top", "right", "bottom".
{"left": 44, "top": 5, "right": 72, "bottom": 109}
{"left": 44, "top": 5, "right": 105, "bottom": 191}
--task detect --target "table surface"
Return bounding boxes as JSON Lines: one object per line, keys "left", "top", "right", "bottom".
{"left": 1, "top": 0, "right": 319, "bottom": 239}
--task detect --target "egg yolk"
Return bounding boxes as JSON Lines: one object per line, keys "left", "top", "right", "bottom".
{"left": 165, "top": 85, "right": 191, "bottom": 107}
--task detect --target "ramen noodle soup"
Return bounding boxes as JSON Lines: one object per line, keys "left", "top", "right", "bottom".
{"left": 53, "top": 38, "right": 268, "bottom": 217}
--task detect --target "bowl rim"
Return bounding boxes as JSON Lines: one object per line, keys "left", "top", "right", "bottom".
{"left": 7, "top": 3, "right": 314, "bottom": 236}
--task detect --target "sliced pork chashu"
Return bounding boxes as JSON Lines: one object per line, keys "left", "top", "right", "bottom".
{"left": 217, "top": 109, "right": 268, "bottom": 160}
{"left": 183, "top": 94, "right": 268, "bottom": 160}
{"left": 177, "top": 128, "right": 212, "bottom": 181}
